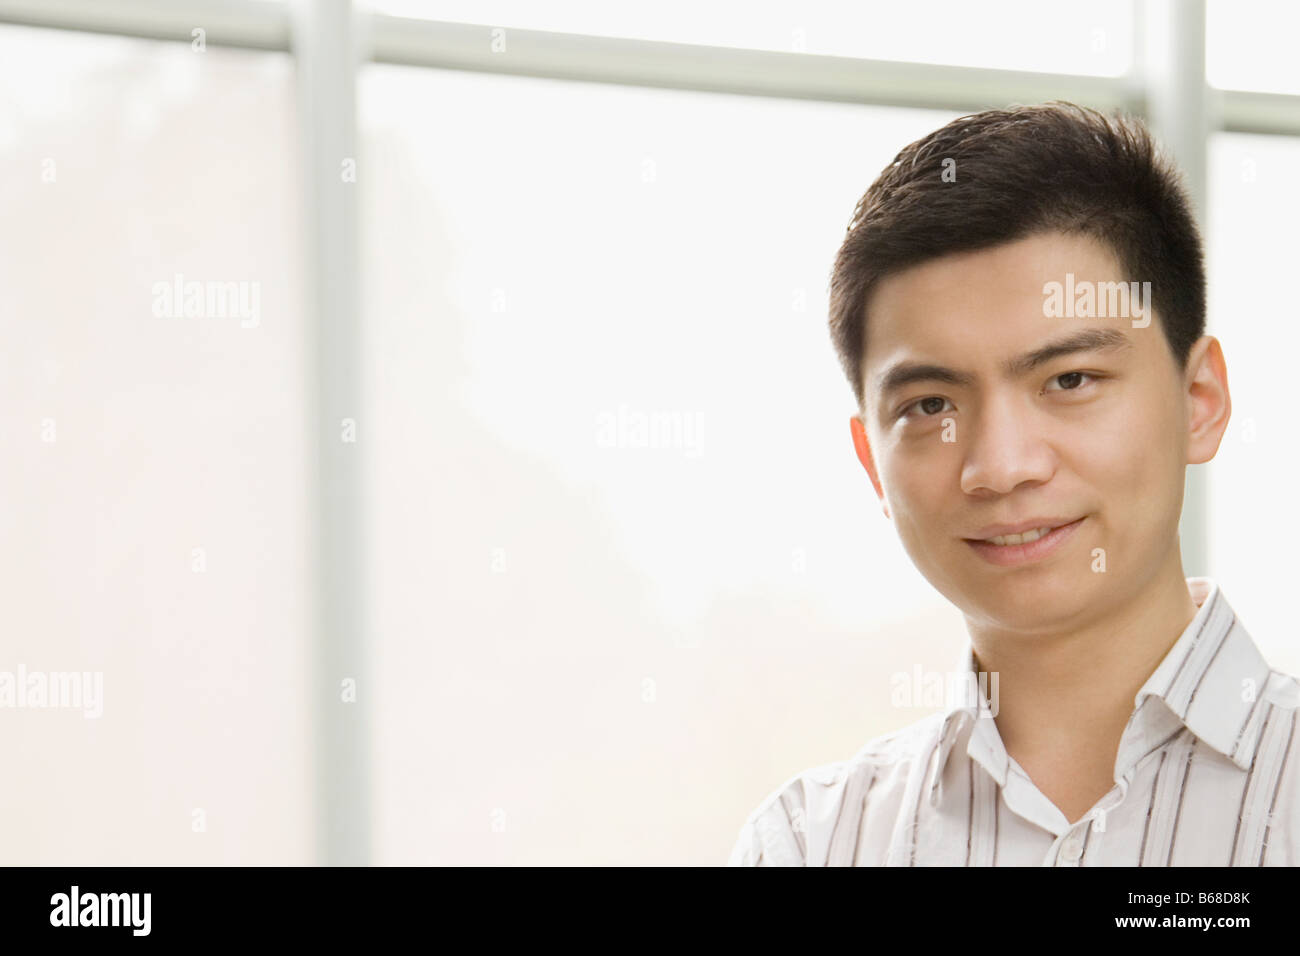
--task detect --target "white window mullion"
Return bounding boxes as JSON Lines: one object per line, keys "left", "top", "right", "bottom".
{"left": 292, "top": 0, "right": 368, "bottom": 866}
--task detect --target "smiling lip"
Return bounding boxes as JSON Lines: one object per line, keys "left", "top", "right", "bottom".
{"left": 966, "top": 517, "right": 1081, "bottom": 540}
{"left": 963, "top": 516, "right": 1086, "bottom": 567}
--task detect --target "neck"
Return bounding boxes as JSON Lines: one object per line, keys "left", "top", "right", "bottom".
{"left": 967, "top": 550, "right": 1202, "bottom": 773}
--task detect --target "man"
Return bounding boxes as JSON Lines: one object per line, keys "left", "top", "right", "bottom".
{"left": 728, "top": 102, "right": 1299, "bottom": 866}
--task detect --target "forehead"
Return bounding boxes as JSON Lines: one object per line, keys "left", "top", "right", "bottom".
{"left": 863, "top": 231, "right": 1151, "bottom": 383}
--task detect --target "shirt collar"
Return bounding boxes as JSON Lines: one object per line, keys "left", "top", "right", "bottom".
{"left": 925, "top": 577, "right": 1273, "bottom": 809}
{"left": 1126, "top": 577, "right": 1272, "bottom": 772}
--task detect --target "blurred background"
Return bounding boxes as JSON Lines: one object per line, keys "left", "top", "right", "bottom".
{"left": 1, "top": 0, "right": 1297, "bottom": 865}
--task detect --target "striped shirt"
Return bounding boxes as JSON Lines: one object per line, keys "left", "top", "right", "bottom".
{"left": 727, "top": 577, "right": 1300, "bottom": 866}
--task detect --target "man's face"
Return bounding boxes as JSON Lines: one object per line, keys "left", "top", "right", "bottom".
{"left": 855, "top": 230, "right": 1198, "bottom": 633}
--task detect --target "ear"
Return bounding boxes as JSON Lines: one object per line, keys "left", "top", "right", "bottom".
{"left": 1183, "top": 335, "right": 1231, "bottom": 465}
{"left": 850, "top": 415, "right": 890, "bottom": 520}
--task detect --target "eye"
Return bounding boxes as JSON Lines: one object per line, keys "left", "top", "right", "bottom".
{"left": 1044, "top": 370, "right": 1099, "bottom": 392}
{"left": 898, "top": 395, "right": 954, "bottom": 420}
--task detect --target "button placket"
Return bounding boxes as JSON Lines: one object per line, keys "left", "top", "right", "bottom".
{"left": 1058, "top": 833, "right": 1083, "bottom": 863}
{"left": 1053, "top": 819, "right": 1092, "bottom": 866}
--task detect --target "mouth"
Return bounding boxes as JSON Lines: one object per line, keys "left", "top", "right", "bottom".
{"left": 963, "top": 516, "right": 1086, "bottom": 567}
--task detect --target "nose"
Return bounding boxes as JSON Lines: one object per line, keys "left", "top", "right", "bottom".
{"left": 959, "top": 393, "right": 1058, "bottom": 496}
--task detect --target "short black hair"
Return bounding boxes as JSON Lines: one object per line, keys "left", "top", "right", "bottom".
{"left": 829, "top": 101, "right": 1206, "bottom": 413}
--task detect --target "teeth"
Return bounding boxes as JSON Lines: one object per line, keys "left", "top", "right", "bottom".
{"left": 985, "top": 526, "right": 1054, "bottom": 546}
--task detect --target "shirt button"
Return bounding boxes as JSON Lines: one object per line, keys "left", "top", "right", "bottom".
{"left": 1059, "top": 836, "right": 1083, "bottom": 863}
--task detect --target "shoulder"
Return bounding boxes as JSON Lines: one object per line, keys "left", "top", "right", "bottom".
{"left": 726, "top": 711, "right": 950, "bottom": 866}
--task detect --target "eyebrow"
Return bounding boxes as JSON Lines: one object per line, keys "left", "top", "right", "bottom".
{"left": 873, "top": 328, "right": 1134, "bottom": 401}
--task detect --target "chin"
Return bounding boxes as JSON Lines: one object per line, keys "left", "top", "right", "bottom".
{"left": 967, "top": 576, "right": 1095, "bottom": 632}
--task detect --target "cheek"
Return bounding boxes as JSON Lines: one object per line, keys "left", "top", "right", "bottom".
{"left": 882, "top": 454, "right": 954, "bottom": 537}
{"left": 1068, "top": 394, "right": 1185, "bottom": 551}
{"left": 1085, "top": 389, "right": 1182, "bottom": 488}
